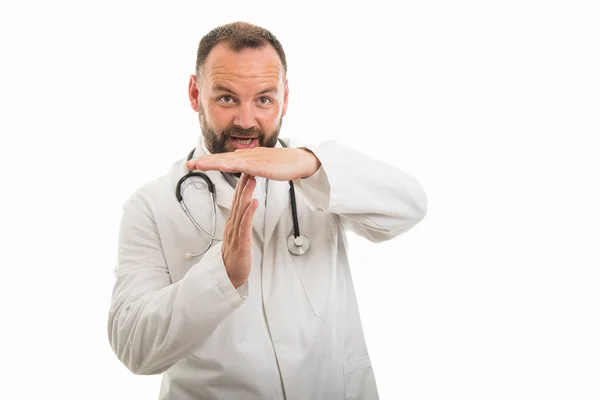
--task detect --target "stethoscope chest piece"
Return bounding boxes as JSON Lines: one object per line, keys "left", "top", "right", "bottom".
{"left": 287, "top": 234, "right": 310, "bottom": 256}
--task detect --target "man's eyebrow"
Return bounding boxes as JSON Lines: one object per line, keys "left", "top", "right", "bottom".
{"left": 257, "top": 87, "right": 278, "bottom": 95}
{"left": 213, "top": 84, "right": 237, "bottom": 94}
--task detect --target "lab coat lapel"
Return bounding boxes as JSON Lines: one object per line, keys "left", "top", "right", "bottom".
{"left": 264, "top": 179, "right": 289, "bottom": 248}
{"left": 199, "top": 168, "right": 266, "bottom": 241}
{"left": 205, "top": 170, "right": 234, "bottom": 210}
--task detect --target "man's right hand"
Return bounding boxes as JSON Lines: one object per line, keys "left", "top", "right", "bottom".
{"left": 222, "top": 173, "right": 258, "bottom": 288}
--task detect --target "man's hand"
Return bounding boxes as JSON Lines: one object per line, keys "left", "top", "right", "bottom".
{"left": 222, "top": 173, "right": 258, "bottom": 288}
{"left": 186, "top": 147, "right": 321, "bottom": 181}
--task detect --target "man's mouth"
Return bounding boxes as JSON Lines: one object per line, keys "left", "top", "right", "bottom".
{"left": 232, "top": 137, "right": 257, "bottom": 144}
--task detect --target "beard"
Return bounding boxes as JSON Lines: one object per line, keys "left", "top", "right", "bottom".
{"left": 199, "top": 106, "right": 282, "bottom": 154}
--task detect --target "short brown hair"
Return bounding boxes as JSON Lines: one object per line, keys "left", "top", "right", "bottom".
{"left": 195, "top": 21, "right": 287, "bottom": 78}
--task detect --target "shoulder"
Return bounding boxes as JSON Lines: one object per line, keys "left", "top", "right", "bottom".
{"left": 283, "top": 136, "right": 339, "bottom": 151}
{"left": 121, "top": 157, "right": 187, "bottom": 218}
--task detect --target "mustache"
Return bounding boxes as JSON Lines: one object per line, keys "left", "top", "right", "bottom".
{"left": 222, "top": 126, "right": 264, "bottom": 138}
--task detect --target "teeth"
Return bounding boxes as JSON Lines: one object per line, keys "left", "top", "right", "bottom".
{"left": 235, "top": 138, "right": 253, "bottom": 144}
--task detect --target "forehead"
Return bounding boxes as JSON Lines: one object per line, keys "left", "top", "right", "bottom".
{"left": 203, "top": 42, "right": 284, "bottom": 87}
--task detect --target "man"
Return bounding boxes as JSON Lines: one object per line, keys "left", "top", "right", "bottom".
{"left": 107, "top": 21, "right": 427, "bottom": 400}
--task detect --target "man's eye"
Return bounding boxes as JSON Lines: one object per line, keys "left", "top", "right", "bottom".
{"left": 258, "top": 97, "right": 272, "bottom": 105}
{"left": 220, "top": 96, "right": 234, "bottom": 103}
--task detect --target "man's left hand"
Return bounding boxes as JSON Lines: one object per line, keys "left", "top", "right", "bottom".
{"left": 186, "top": 147, "right": 321, "bottom": 181}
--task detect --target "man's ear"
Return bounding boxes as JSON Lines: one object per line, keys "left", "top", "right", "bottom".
{"left": 188, "top": 74, "right": 200, "bottom": 112}
{"left": 282, "top": 79, "right": 289, "bottom": 117}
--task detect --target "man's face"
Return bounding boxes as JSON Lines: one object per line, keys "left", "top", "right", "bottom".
{"left": 188, "top": 42, "right": 289, "bottom": 154}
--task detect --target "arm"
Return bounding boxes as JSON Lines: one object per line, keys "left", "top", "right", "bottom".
{"left": 107, "top": 190, "right": 246, "bottom": 375}
{"left": 293, "top": 139, "right": 427, "bottom": 242}
{"left": 185, "top": 139, "right": 427, "bottom": 243}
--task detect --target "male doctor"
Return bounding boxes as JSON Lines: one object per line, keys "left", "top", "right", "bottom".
{"left": 107, "top": 21, "right": 427, "bottom": 400}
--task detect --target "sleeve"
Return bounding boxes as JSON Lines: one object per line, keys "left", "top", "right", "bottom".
{"left": 107, "top": 190, "right": 246, "bottom": 375}
{"left": 293, "top": 139, "right": 428, "bottom": 243}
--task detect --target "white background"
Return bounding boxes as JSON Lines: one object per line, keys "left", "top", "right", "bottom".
{"left": 1, "top": 0, "right": 599, "bottom": 399}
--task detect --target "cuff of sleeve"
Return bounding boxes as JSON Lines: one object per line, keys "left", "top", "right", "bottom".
{"left": 236, "top": 281, "right": 249, "bottom": 300}
{"left": 196, "top": 243, "right": 248, "bottom": 308}
{"left": 294, "top": 148, "right": 331, "bottom": 210}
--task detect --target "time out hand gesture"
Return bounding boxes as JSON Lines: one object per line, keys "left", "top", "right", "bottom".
{"left": 223, "top": 173, "right": 258, "bottom": 288}
{"left": 186, "top": 147, "right": 321, "bottom": 181}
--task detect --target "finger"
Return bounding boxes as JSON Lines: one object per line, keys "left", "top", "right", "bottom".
{"left": 195, "top": 153, "right": 263, "bottom": 176}
{"left": 234, "top": 176, "right": 256, "bottom": 231}
{"left": 219, "top": 157, "right": 248, "bottom": 174}
{"left": 228, "top": 173, "right": 250, "bottom": 241}
{"left": 186, "top": 155, "right": 222, "bottom": 171}
{"left": 219, "top": 163, "right": 243, "bottom": 173}
{"left": 189, "top": 154, "right": 240, "bottom": 171}
{"left": 233, "top": 175, "right": 254, "bottom": 234}
{"left": 232, "top": 172, "right": 249, "bottom": 208}
{"left": 239, "top": 198, "right": 258, "bottom": 247}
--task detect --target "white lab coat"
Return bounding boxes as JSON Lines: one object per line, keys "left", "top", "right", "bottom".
{"left": 107, "top": 136, "right": 427, "bottom": 400}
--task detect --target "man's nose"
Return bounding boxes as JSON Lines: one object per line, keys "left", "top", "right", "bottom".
{"left": 233, "top": 103, "right": 257, "bottom": 129}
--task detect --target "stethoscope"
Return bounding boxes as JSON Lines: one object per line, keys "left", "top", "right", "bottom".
{"left": 176, "top": 138, "right": 310, "bottom": 259}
